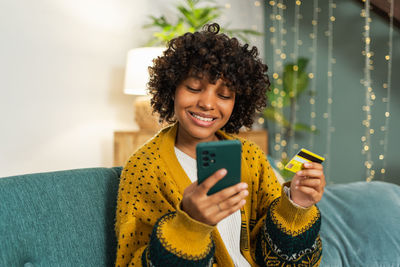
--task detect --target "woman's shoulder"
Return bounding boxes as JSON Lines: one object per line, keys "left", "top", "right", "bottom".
{"left": 129, "top": 124, "right": 176, "bottom": 156}
{"left": 123, "top": 125, "right": 175, "bottom": 169}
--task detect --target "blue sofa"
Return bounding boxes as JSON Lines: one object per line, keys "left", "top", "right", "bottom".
{"left": 1, "top": 167, "right": 399, "bottom": 266}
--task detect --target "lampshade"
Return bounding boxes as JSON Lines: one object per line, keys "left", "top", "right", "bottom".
{"left": 123, "top": 47, "right": 165, "bottom": 95}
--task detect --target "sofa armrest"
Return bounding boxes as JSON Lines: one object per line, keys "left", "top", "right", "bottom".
{"left": 0, "top": 167, "right": 122, "bottom": 266}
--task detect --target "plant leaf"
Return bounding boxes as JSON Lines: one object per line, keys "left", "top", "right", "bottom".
{"left": 283, "top": 63, "right": 309, "bottom": 97}
{"left": 267, "top": 83, "right": 290, "bottom": 107}
{"left": 143, "top": 0, "right": 265, "bottom": 46}
{"left": 297, "top": 57, "right": 309, "bottom": 72}
{"left": 262, "top": 107, "right": 290, "bottom": 127}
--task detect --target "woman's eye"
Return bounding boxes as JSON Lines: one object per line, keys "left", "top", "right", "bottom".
{"left": 218, "top": 94, "right": 232, "bottom": 100}
{"left": 186, "top": 86, "right": 201, "bottom": 92}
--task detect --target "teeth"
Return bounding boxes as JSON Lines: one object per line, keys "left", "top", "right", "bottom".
{"left": 191, "top": 113, "right": 214, "bottom": 122}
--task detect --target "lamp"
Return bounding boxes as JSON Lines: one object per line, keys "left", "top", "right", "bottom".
{"left": 124, "top": 47, "right": 165, "bottom": 131}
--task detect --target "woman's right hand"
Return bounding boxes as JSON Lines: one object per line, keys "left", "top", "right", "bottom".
{"left": 181, "top": 168, "right": 249, "bottom": 226}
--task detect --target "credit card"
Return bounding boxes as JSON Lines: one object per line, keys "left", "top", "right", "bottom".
{"left": 284, "top": 148, "right": 325, "bottom": 173}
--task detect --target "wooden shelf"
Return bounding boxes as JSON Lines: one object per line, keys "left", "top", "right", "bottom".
{"left": 114, "top": 129, "right": 268, "bottom": 166}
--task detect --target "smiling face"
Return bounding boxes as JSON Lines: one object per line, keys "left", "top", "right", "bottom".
{"left": 174, "top": 74, "right": 235, "bottom": 147}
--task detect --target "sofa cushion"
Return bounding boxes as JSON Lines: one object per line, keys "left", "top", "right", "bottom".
{"left": 1, "top": 167, "right": 400, "bottom": 266}
{"left": 0, "top": 167, "right": 122, "bottom": 267}
{"left": 318, "top": 181, "right": 400, "bottom": 266}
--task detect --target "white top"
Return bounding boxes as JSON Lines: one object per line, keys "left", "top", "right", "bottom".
{"left": 174, "top": 146, "right": 251, "bottom": 267}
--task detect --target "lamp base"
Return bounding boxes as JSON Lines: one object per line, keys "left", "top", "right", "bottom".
{"left": 134, "top": 96, "right": 162, "bottom": 131}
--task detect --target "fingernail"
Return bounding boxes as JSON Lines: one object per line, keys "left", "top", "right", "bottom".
{"left": 241, "top": 200, "right": 246, "bottom": 205}
{"left": 243, "top": 190, "right": 249, "bottom": 196}
{"left": 304, "top": 163, "right": 311, "bottom": 168}
{"left": 241, "top": 183, "right": 248, "bottom": 189}
{"left": 297, "top": 171, "right": 303, "bottom": 176}
{"left": 220, "top": 169, "right": 227, "bottom": 175}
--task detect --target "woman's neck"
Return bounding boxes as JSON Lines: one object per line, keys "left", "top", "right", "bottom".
{"left": 175, "top": 124, "right": 219, "bottom": 159}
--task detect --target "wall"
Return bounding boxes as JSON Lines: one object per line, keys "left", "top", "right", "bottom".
{"left": 0, "top": 0, "right": 263, "bottom": 177}
{"left": 264, "top": 0, "right": 400, "bottom": 184}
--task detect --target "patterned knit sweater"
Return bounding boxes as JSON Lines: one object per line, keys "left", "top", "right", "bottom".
{"left": 115, "top": 123, "right": 322, "bottom": 267}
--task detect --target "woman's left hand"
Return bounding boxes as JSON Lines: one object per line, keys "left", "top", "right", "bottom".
{"left": 290, "top": 162, "right": 326, "bottom": 208}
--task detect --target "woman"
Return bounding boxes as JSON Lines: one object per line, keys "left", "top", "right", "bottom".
{"left": 115, "top": 23, "right": 325, "bottom": 267}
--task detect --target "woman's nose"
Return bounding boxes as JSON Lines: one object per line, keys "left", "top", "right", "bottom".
{"left": 198, "top": 90, "right": 215, "bottom": 110}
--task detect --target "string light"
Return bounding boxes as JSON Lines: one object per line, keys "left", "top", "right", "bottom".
{"left": 325, "top": 0, "right": 336, "bottom": 180}
{"left": 269, "top": 0, "right": 279, "bottom": 157}
{"left": 277, "top": 0, "right": 287, "bottom": 161}
{"left": 380, "top": 0, "right": 394, "bottom": 179}
{"left": 362, "top": 0, "right": 375, "bottom": 181}
{"left": 309, "top": 0, "right": 319, "bottom": 149}
{"left": 287, "top": 0, "right": 301, "bottom": 157}
{"left": 269, "top": 0, "right": 288, "bottom": 164}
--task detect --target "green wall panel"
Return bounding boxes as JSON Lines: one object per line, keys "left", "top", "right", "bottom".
{"left": 263, "top": 0, "right": 400, "bottom": 184}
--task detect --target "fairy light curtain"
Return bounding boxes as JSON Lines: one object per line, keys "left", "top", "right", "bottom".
{"left": 265, "top": 0, "right": 336, "bottom": 176}
{"left": 268, "top": 0, "right": 287, "bottom": 167}
{"left": 309, "top": 0, "right": 319, "bottom": 150}
{"left": 264, "top": 0, "right": 394, "bottom": 182}
{"left": 381, "top": 0, "right": 394, "bottom": 179}
{"left": 361, "top": 0, "right": 374, "bottom": 181}
{"left": 325, "top": 1, "right": 335, "bottom": 180}
{"left": 361, "top": 0, "right": 394, "bottom": 181}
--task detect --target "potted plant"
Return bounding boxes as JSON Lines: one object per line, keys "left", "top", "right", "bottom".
{"left": 143, "top": 0, "right": 262, "bottom": 45}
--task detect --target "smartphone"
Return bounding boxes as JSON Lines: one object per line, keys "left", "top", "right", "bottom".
{"left": 196, "top": 140, "right": 242, "bottom": 195}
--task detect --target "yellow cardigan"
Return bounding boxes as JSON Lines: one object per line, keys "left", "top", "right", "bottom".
{"left": 115, "top": 124, "right": 322, "bottom": 267}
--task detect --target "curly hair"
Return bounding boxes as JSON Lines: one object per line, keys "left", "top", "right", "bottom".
{"left": 148, "top": 23, "right": 270, "bottom": 133}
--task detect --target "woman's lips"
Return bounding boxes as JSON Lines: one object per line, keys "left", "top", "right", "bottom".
{"left": 188, "top": 111, "right": 217, "bottom": 126}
